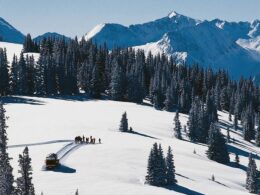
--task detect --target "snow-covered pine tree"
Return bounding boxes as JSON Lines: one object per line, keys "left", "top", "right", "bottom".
{"left": 110, "top": 58, "right": 125, "bottom": 101}
{"left": 157, "top": 144, "right": 167, "bottom": 186}
{"left": 187, "top": 100, "right": 198, "bottom": 142}
{"left": 23, "top": 34, "right": 39, "bottom": 53}
{"left": 145, "top": 143, "right": 158, "bottom": 186}
{"left": 235, "top": 153, "right": 240, "bottom": 167}
{"left": 0, "top": 103, "right": 15, "bottom": 195}
{"left": 0, "top": 48, "right": 9, "bottom": 96}
{"left": 205, "top": 92, "right": 218, "bottom": 123}
{"left": 233, "top": 114, "right": 238, "bottom": 130}
{"left": 164, "top": 87, "right": 174, "bottom": 111}
{"left": 246, "top": 154, "right": 258, "bottom": 193}
{"left": 16, "top": 146, "right": 35, "bottom": 195}
{"left": 145, "top": 143, "right": 168, "bottom": 187}
{"left": 206, "top": 123, "right": 230, "bottom": 164}
{"left": 165, "top": 146, "right": 177, "bottom": 185}
{"left": 242, "top": 106, "right": 255, "bottom": 142}
{"left": 90, "top": 65, "right": 102, "bottom": 98}
{"left": 25, "top": 55, "right": 36, "bottom": 96}
{"left": 255, "top": 116, "right": 260, "bottom": 147}
{"left": 17, "top": 52, "right": 28, "bottom": 95}
{"left": 226, "top": 127, "right": 230, "bottom": 143}
{"left": 229, "top": 112, "right": 232, "bottom": 122}
{"left": 119, "top": 112, "right": 128, "bottom": 132}
{"left": 174, "top": 111, "right": 182, "bottom": 139}
{"left": 10, "top": 55, "right": 19, "bottom": 95}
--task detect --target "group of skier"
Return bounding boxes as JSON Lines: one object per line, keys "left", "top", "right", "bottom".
{"left": 74, "top": 135, "right": 101, "bottom": 144}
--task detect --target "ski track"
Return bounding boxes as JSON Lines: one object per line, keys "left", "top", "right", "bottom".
{"left": 8, "top": 139, "right": 73, "bottom": 148}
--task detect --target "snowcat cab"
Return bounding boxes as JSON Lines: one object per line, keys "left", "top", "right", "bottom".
{"left": 45, "top": 153, "right": 59, "bottom": 169}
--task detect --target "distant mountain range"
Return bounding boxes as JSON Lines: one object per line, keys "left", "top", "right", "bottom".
{"left": 0, "top": 18, "right": 70, "bottom": 44}
{"left": 0, "top": 12, "right": 259, "bottom": 79}
{"left": 85, "top": 11, "right": 260, "bottom": 79}
{"left": 33, "top": 32, "right": 71, "bottom": 43}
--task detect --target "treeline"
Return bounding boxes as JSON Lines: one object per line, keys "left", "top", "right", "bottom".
{"left": 0, "top": 36, "right": 260, "bottom": 139}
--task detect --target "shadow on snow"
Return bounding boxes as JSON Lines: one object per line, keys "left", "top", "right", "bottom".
{"left": 127, "top": 130, "right": 159, "bottom": 140}
{"left": 43, "top": 164, "right": 76, "bottom": 174}
{"left": 165, "top": 184, "right": 204, "bottom": 195}
{"left": 0, "top": 96, "right": 45, "bottom": 105}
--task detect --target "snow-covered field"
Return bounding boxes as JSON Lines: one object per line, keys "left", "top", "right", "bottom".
{"left": 2, "top": 96, "right": 259, "bottom": 195}
{"left": 0, "top": 41, "right": 39, "bottom": 63}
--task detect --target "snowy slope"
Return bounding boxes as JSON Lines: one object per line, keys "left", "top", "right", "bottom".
{"left": 0, "top": 17, "right": 24, "bottom": 43}
{"left": 135, "top": 22, "right": 260, "bottom": 79}
{"left": 0, "top": 41, "right": 40, "bottom": 63}
{"left": 2, "top": 96, "right": 259, "bottom": 195}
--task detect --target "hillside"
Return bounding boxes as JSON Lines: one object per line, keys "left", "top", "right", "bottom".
{"left": 0, "top": 17, "right": 24, "bottom": 44}
{"left": 33, "top": 32, "right": 71, "bottom": 43}
{"left": 3, "top": 96, "right": 260, "bottom": 195}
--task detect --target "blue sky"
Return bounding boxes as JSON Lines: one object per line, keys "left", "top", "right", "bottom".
{"left": 0, "top": 0, "right": 259, "bottom": 38}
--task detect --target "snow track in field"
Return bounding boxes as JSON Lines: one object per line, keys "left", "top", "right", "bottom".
{"left": 8, "top": 139, "right": 73, "bottom": 148}
{"left": 56, "top": 142, "right": 82, "bottom": 161}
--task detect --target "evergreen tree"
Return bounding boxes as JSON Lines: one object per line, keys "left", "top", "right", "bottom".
{"left": 233, "top": 114, "right": 238, "bottom": 130}
{"left": 246, "top": 154, "right": 258, "bottom": 193}
{"left": 145, "top": 143, "right": 167, "bottom": 187}
{"left": 256, "top": 125, "right": 260, "bottom": 147}
{"left": 17, "top": 52, "right": 28, "bottom": 95}
{"left": 16, "top": 147, "right": 35, "bottom": 195}
{"left": 34, "top": 55, "right": 46, "bottom": 95}
{"left": 157, "top": 144, "right": 167, "bottom": 186}
{"left": 235, "top": 153, "right": 240, "bottom": 168}
{"left": 255, "top": 116, "right": 260, "bottom": 147}
{"left": 0, "top": 103, "right": 15, "bottom": 195}
{"left": 90, "top": 65, "right": 102, "bottom": 98}
{"left": 165, "top": 146, "right": 177, "bottom": 185}
{"left": 119, "top": 112, "right": 128, "bottom": 132}
{"left": 243, "top": 106, "right": 255, "bottom": 141}
{"left": 174, "top": 111, "right": 182, "bottom": 139}
{"left": 206, "top": 123, "right": 230, "bottom": 164}
{"left": 23, "top": 34, "right": 38, "bottom": 53}
{"left": 25, "top": 55, "right": 35, "bottom": 95}
{"left": 226, "top": 127, "right": 230, "bottom": 143}
{"left": 110, "top": 58, "right": 125, "bottom": 101}
{"left": 0, "top": 48, "right": 9, "bottom": 96}
{"left": 10, "top": 55, "right": 19, "bottom": 94}
{"left": 187, "top": 100, "right": 198, "bottom": 142}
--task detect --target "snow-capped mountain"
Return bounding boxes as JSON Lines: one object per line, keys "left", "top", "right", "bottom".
{"left": 85, "top": 12, "right": 260, "bottom": 79}
{"left": 33, "top": 32, "right": 71, "bottom": 43}
{"left": 85, "top": 11, "right": 200, "bottom": 48}
{"left": 0, "top": 17, "right": 24, "bottom": 44}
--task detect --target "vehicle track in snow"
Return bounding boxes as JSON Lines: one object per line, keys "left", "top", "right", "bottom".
{"left": 56, "top": 142, "right": 83, "bottom": 161}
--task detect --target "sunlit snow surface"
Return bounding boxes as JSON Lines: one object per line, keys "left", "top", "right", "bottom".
{"left": 2, "top": 96, "right": 259, "bottom": 195}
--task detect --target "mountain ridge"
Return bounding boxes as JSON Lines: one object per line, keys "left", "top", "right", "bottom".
{"left": 84, "top": 11, "right": 260, "bottom": 79}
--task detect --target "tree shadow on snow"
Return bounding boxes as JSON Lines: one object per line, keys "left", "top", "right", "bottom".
{"left": 228, "top": 162, "right": 247, "bottom": 172}
{"left": 44, "top": 94, "right": 110, "bottom": 102}
{"left": 176, "top": 173, "right": 195, "bottom": 181}
{"left": 0, "top": 96, "right": 45, "bottom": 105}
{"left": 228, "top": 144, "right": 260, "bottom": 160}
{"left": 128, "top": 131, "right": 159, "bottom": 140}
{"left": 165, "top": 184, "right": 204, "bottom": 195}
